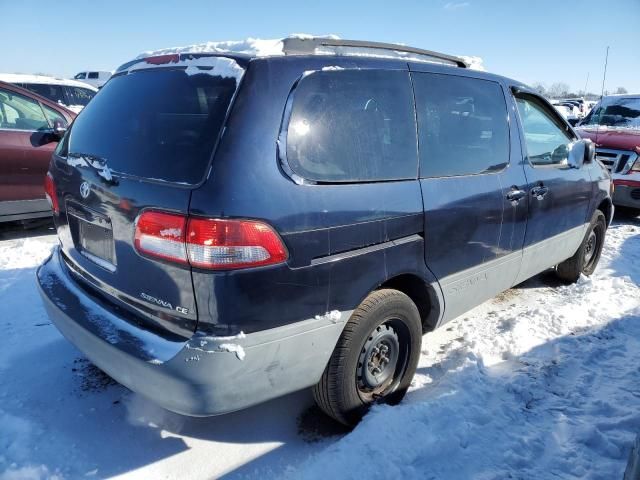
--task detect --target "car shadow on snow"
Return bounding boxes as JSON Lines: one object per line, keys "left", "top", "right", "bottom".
{"left": 0, "top": 219, "right": 54, "bottom": 241}
{"left": 3, "top": 327, "right": 347, "bottom": 479}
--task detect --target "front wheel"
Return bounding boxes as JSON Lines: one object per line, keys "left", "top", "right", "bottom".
{"left": 313, "top": 289, "right": 422, "bottom": 427}
{"left": 555, "top": 210, "right": 606, "bottom": 283}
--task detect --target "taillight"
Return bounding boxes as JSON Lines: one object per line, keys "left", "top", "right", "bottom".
{"left": 186, "top": 218, "right": 288, "bottom": 269}
{"left": 44, "top": 172, "right": 59, "bottom": 214}
{"left": 134, "top": 212, "right": 288, "bottom": 270}
{"left": 134, "top": 211, "right": 188, "bottom": 264}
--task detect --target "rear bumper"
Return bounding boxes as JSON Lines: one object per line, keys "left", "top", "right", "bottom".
{"left": 613, "top": 183, "right": 640, "bottom": 209}
{"left": 37, "top": 247, "right": 348, "bottom": 416}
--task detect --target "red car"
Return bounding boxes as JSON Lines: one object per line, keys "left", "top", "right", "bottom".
{"left": 0, "top": 81, "right": 76, "bottom": 222}
{"left": 576, "top": 95, "right": 640, "bottom": 213}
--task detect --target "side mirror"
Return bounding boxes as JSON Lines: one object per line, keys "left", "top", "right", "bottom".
{"left": 583, "top": 138, "right": 595, "bottom": 164}
{"left": 567, "top": 139, "right": 593, "bottom": 169}
{"left": 52, "top": 119, "right": 68, "bottom": 140}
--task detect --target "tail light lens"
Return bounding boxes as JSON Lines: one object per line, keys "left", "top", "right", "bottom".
{"left": 44, "top": 172, "right": 59, "bottom": 214}
{"left": 134, "top": 211, "right": 188, "bottom": 264}
{"left": 134, "top": 212, "right": 287, "bottom": 270}
{"left": 186, "top": 218, "right": 288, "bottom": 269}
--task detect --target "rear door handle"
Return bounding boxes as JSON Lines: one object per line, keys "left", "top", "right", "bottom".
{"left": 506, "top": 188, "right": 526, "bottom": 203}
{"left": 531, "top": 185, "right": 549, "bottom": 200}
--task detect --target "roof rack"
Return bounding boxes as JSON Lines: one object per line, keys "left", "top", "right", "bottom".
{"left": 282, "top": 37, "right": 467, "bottom": 68}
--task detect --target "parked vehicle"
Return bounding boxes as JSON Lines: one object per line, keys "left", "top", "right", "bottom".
{"left": 73, "top": 71, "right": 112, "bottom": 89}
{"left": 561, "top": 98, "right": 585, "bottom": 113}
{"left": 37, "top": 37, "right": 612, "bottom": 427}
{"left": 576, "top": 95, "right": 640, "bottom": 213}
{"left": 551, "top": 101, "right": 579, "bottom": 124}
{"left": 0, "top": 81, "right": 75, "bottom": 222}
{"left": 0, "top": 74, "right": 97, "bottom": 114}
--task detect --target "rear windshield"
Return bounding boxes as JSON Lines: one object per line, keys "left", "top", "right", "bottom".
{"left": 69, "top": 66, "right": 240, "bottom": 184}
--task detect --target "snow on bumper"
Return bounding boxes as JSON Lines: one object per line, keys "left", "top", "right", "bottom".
{"left": 37, "top": 247, "right": 349, "bottom": 416}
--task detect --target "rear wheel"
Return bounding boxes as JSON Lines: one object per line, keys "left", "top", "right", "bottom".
{"left": 313, "top": 289, "right": 422, "bottom": 426}
{"left": 555, "top": 210, "right": 606, "bottom": 283}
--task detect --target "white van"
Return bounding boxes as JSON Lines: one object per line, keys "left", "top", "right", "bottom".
{"left": 0, "top": 73, "right": 98, "bottom": 113}
{"left": 73, "top": 71, "right": 112, "bottom": 88}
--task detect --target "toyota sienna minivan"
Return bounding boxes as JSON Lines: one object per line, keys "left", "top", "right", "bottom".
{"left": 38, "top": 37, "right": 612, "bottom": 426}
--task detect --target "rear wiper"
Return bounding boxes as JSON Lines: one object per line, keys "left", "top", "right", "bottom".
{"left": 67, "top": 153, "right": 117, "bottom": 184}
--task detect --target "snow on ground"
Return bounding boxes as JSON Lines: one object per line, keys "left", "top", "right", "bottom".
{"left": 1, "top": 212, "right": 639, "bottom": 479}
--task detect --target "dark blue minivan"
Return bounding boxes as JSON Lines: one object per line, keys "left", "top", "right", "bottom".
{"left": 38, "top": 38, "right": 612, "bottom": 426}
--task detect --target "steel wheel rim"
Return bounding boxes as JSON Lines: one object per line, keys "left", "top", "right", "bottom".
{"left": 356, "top": 321, "right": 407, "bottom": 401}
{"left": 583, "top": 230, "right": 598, "bottom": 268}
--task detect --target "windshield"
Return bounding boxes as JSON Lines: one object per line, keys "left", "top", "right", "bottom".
{"left": 580, "top": 97, "right": 640, "bottom": 129}
{"left": 69, "top": 65, "right": 240, "bottom": 184}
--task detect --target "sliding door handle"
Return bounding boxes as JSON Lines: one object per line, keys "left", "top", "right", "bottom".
{"left": 531, "top": 185, "right": 549, "bottom": 200}
{"left": 506, "top": 188, "right": 526, "bottom": 203}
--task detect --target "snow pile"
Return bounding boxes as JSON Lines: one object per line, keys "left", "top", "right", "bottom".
{"left": 459, "top": 55, "right": 485, "bottom": 71}
{"left": 288, "top": 222, "right": 640, "bottom": 479}
{"left": 137, "top": 34, "right": 338, "bottom": 59}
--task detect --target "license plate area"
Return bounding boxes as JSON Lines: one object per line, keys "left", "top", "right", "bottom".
{"left": 67, "top": 203, "right": 117, "bottom": 271}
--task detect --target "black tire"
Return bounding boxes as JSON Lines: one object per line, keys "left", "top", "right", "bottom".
{"left": 313, "top": 289, "right": 422, "bottom": 427}
{"left": 555, "top": 210, "right": 606, "bottom": 283}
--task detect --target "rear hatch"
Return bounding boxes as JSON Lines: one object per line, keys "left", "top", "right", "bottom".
{"left": 50, "top": 55, "right": 244, "bottom": 338}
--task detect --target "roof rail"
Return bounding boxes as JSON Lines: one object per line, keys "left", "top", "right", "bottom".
{"left": 282, "top": 37, "right": 467, "bottom": 68}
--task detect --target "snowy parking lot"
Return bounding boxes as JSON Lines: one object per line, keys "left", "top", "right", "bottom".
{"left": 1, "top": 211, "right": 640, "bottom": 479}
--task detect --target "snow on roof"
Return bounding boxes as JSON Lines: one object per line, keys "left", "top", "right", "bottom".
{"left": 136, "top": 34, "right": 484, "bottom": 70}
{"left": 137, "top": 34, "right": 339, "bottom": 59}
{"left": 458, "top": 55, "right": 485, "bottom": 71}
{"left": 0, "top": 73, "right": 98, "bottom": 91}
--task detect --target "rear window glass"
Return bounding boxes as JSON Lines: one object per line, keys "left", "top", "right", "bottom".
{"left": 66, "top": 86, "right": 95, "bottom": 106}
{"left": 69, "top": 67, "right": 239, "bottom": 184}
{"left": 413, "top": 73, "right": 510, "bottom": 177}
{"left": 285, "top": 70, "right": 417, "bottom": 183}
{"left": 23, "top": 83, "right": 66, "bottom": 105}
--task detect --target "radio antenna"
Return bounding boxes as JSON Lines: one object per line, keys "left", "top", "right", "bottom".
{"left": 600, "top": 46, "right": 609, "bottom": 99}
{"left": 583, "top": 72, "right": 590, "bottom": 95}
{"left": 595, "top": 46, "right": 610, "bottom": 143}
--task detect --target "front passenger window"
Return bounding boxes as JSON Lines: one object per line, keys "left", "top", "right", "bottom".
{"left": 0, "top": 88, "right": 49, "bottom": 131}
{"left": 515, "top": 95, "right": 575, "bottom": 166}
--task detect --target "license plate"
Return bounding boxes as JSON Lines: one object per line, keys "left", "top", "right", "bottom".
{"left": 68, "top": 205, "right": 116, "bottom": 270}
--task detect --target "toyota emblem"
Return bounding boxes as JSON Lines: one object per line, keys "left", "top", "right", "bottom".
{"left": 79, "top": 181, "right": 91, "bottom": 199}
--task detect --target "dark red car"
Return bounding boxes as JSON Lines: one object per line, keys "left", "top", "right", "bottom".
{"left": 576, "top": 95, "right": 640, "bottom": 213}
{"left": 0, "top": 81, "right": 76, "bottom": 222}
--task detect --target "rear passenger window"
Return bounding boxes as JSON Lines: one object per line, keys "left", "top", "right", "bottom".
{"left": 413, "top": 73, "right": 509, "bottom": 178}
{"left": 23, "top": 84, "right": 66, "bottom": 105}
{"left": 285, "top": 70, "right": 417, "bottom": 183}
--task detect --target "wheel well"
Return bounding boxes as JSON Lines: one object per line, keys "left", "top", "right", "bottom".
{"left": 379, "top": 274, "right": 439, "bottom": 332}
{"left": 597, "top": 198, "right": 613, "bottom": 226}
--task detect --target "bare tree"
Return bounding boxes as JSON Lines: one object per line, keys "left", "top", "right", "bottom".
{"left": 547, "top": 82, "right": 570, "bottom": 99}
{"left": 531, "top": 83, "right": 547, "bottom": 96}
{"left": 614, "top": 87, "right": 628, "bottom": 95}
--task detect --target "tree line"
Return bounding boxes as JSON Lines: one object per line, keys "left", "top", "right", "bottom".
{"left": 532, "top": 82, "right": 629, "bottom": 100}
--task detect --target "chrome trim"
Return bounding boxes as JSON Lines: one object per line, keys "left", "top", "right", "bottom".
{"left": 595, "top": 148, "right": 638, "bottom": 175}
